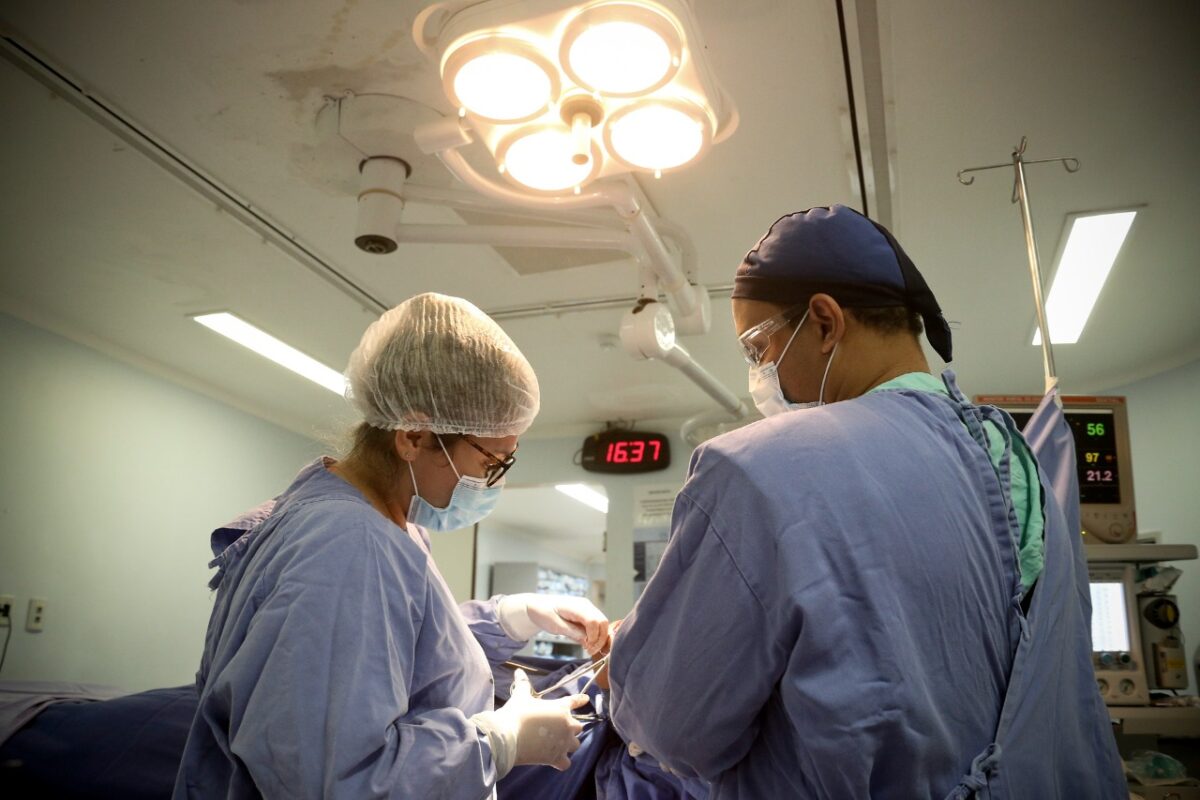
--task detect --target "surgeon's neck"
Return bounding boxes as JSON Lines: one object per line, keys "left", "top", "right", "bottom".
{"left": 826, "top": 330, "right": 932, "bottom": 403}
{"left": 328, "top": 456, "right": 410, "bottom": 528}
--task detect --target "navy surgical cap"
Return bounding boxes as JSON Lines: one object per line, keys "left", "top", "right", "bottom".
{"left": 733, "top": 204, "right": 953, "bottom": 362}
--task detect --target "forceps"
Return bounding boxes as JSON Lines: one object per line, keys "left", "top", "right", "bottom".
{"left": 532, "top": 654, "right": 610, "bottom": 699}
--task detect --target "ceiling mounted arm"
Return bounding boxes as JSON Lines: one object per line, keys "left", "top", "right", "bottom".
{"left": 415, "top": 117, "right": 706, "bottom": 332}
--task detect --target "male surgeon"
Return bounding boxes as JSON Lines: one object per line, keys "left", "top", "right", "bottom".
{"left": 607, "top": 205, "right": 1125, "bottom": 798}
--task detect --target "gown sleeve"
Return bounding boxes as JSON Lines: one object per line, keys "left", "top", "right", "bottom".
{"left": 460, "top": 597, "right": 533, "bottom": 697}
{"left": 607, "top": 490, "right": 787, "bottom": 781}
{"left": 461, "top": 596, "right": 529, "bottom": 663}
{"left": 200, "top": 512, "right": 498, "bottom": 800}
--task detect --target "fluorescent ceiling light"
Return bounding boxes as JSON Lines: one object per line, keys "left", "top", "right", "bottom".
{"left": 193, "top": 312, "right": 347, "bottom": 394}
{"left": 556, "top": 483, "right": 609, "bottom": 514}
{"left": 1033, "top": 210, "right": 1136, "bottom": 345}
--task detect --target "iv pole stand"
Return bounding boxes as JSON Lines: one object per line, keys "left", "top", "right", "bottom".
{"left": 957, "top": 137, "right": 1080, "bottom": 394}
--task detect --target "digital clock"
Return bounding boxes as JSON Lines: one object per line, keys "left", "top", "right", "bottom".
{"left": 580, "top": 430, "right": 671, "bottom": 474}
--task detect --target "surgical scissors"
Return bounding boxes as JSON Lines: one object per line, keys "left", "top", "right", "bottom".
{"left": 532, "top": 654, "right": 610, "bottom": 699}
{"left": 500, "top": 660, "right": 549, "bottom": 675}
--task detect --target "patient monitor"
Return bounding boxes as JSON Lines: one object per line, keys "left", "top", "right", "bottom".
{"left": 1087, "top": 564, "right": 1150, "bottom": 705}
{"left": 975, "top": 394, "right": 1137, "bottom": 543}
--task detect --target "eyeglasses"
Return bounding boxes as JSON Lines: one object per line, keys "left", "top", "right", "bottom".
{"left": 737, "top": 303, "right": 808, "bottom": 365}
{"left": 461, "top": 437, "right": 518, "bottom": 487}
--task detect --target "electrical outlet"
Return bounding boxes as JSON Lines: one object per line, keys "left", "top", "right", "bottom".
{"left": 26, "top": 598, "right": 47, "bottom": 633}
{"left": 0, "top": 595, "right": 13, "bottom": 627}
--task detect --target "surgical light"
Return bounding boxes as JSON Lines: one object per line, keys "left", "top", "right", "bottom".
{"left": 562, "top": 5, "right": 681, "bottom": 96}
{"left": 499, "top": 126, "right": 599, "bottom": 192}
{"left": 606, "top": 101, "right": 706, "bottom": 170}
{"left": 1033, "top": 210, "right": 1137, "bottom": 345}
{"left": 443, "top": 38, "right": 557, "bottom": 122}
{"left": 555, "top": 483, "right": 610, "bottom": 513}
{"left": 419, "top": 0, "right": 735, "bottom": 193}
{"left": 193, "top": 313, "right": 347, "bottom": 395}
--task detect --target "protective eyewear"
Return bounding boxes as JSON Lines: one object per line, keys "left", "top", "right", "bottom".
{"left": 737, "top": 303, "right": 808, "bottom": 365}
{"left": 461, "top": 437, "right": 518, "bottom": 487}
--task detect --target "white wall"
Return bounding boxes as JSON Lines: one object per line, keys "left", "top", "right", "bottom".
{"left": 0, "top": 313, "right": 320, "bottom": 691}
{"left": 1104, "top": 355, "right": 1200, "bottom": 695}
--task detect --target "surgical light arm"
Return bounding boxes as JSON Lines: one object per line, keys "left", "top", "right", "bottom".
{"left": 404, "top": 116, "right": 748, "bottom": 435}
{"left": 413, "top": 118, "right": 707, "bottom": 334}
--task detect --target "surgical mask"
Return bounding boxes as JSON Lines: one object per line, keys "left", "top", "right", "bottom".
{"left": 748, "top": 310, "right": 839, "bottom": 417}
{"left": 407, "top": 437, "right": 503, "bottom": 531}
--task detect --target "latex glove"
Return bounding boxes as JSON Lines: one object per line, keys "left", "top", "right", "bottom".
{"left": 593, "top": 619, "right": 623, "bottom": 690}
{"left": 471, "top": 669, "right": 587, "bottom": 777}
{"left": 498, "top": 594, "right": 609, "bottom": 655}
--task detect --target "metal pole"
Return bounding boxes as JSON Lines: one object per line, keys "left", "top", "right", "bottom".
{"left": 1012, "top": 144, "right": 1058, "bottom": 391}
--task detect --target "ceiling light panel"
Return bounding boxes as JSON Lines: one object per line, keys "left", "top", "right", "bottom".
{"left": 1032, "top": 210, "right": 1137, "bottom": 345}
{"left": 193, "top": 313, "right": 347, "bottom": 395}
{"left": 555, "top": 483, "right": 610, "bottom": 513}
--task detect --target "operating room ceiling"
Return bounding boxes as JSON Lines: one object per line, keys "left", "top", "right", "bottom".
{"left": 1, "top": 0, "right": 1197, "bottom": 441}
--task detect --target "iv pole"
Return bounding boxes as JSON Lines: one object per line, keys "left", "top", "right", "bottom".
{"left": 957, "top": 137, "right": 1080, "bottom": 393}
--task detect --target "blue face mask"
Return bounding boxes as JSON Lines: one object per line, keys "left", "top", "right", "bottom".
{"left": 747, "top": 310, "right": 839, "bottom": 417}
{"left": 407, "top": 437, "right": 503, "bottom": 532}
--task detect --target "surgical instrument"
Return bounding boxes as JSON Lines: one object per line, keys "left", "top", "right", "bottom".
{"left": 533, "top": 654, "right": 611, "bottom": 698}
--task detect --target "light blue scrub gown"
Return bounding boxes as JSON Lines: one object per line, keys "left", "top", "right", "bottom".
{"left": 174, "top": 459, "right": 526, "bottom": 799}
{"left": 978, "top": 387, "right": 1125, "bottom": 798}
{"left": 608, "top": 371, "right": 1125, "bottom": 799}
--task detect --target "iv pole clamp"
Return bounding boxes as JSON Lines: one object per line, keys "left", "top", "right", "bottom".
{"left": 957, "top": 137, "right": 1080, "bottom": 393}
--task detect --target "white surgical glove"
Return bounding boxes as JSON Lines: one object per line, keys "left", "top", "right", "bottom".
{"left": 498, "top": 594, "right": 610, "bottom": 655}
{"left": 471, "top": 669, "right": 587, "bottom": 777}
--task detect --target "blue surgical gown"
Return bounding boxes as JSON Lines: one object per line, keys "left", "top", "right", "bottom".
{"left": 174, "top": 459, "right": 526, "bottom": 799}
{"left": 608, "top": 371, "right": 1124, "bottom": 798}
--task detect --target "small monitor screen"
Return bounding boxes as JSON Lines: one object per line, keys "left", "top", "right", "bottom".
{"left": 1089, "top": 581, "right": 1131, "bottom": 652}
{"left": 1007, "top": 408, "right": 1121, "bottom": 505}
{"left": 1066, "top": 410, "right": 1120, "bottom": 504}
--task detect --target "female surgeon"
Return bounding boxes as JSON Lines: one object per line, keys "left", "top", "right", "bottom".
{"left": 174, "top": 293, "right": 609, "bottom": 799}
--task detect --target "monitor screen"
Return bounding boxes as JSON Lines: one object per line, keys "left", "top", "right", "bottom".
{"left": 1007, "top": 408, "right": 1121, "bottom": 504}
{"left": 1066, "top": 409, "right": 1121, "bottom": 504}
{"left": 1089, "top": 581, "right": 1131, "bottom": 652}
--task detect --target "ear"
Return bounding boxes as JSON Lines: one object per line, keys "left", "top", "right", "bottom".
{"left": 808, "top": 294, "right": 845, "bottom": 355}
{"left": 393, "top": 430, "right": 424, "bottom": 462}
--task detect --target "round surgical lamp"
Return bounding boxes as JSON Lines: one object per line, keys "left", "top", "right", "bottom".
{"left": 560, "top": 3, "right": 683, "bottom": 97}
{"left": 620, "top": 301, "right": 676, "bottom": 360}
{"left": 605, "top": 99, "right": 710, "bottom": 172}
{"left": 496, "top": 125, "right": 602, "bottom": 193}
{"left": 442, "top": 36, "right": 560, "bottom": 123}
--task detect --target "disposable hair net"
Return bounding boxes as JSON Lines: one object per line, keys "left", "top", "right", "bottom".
{"left": 345, "top": 293, "right": 540, "bottom": 437}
